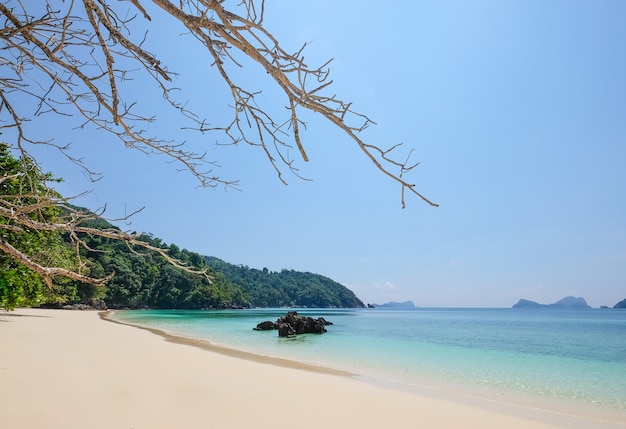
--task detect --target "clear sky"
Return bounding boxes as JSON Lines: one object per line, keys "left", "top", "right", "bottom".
{"left": 21, "top": 0, "right": 626, "bottom": 307}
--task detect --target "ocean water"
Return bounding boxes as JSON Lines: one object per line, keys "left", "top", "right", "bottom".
{"left": 111, "top": 308, "right": 626, "bottom": 420}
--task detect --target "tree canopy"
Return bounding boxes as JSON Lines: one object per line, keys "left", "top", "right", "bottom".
{"left": 0, "top": 143, "right": 77, "bottom": 308}
{"left": 0, "top": 147, "right": 365, "bottom": 310}
{"left": 0, "top": 0, "right": 436, "bottom": 290}
{"left": 205, "top": 256, "right": 364, "bottom": 308}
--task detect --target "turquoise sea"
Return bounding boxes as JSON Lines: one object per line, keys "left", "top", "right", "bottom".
{"left": 111, "top": 308, "right": 626, "bottom": 422}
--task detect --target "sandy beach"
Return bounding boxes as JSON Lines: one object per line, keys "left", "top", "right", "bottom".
{"left": 1, "top": 309, "right": 623, "bottom": 429}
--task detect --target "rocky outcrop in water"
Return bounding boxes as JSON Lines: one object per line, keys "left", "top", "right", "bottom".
{"left": 253, "top": 311, "right": 333, "bottom": 337}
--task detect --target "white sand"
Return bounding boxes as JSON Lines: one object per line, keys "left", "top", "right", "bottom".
{"left": 1, "top": 309, "right": 623, "bottom": 429}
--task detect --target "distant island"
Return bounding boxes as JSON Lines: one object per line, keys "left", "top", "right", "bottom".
{"left": 369, "top": 300, "right": 417, "bottom": 310}
{"left": 512, "top": 296, "right": 591, "bottom": 309}
{"left": 614, "top": 299, "right": 626, "bottom": 309}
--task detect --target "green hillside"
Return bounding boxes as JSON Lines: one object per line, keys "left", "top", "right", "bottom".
{"left": 3, "top": 213, "right": 364, "bottom": 310}
{"left": 76, "top": 220, "right": 364, "bottom": 309}
{"left": 204, "top": 256, "right": 365, "bottom": 308}
{"left": 0, "top": 145, "right": 364, "bottom": 310}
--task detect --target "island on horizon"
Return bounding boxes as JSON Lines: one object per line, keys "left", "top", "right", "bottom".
{"left": 368, "top": 300, "right": 417, "bottom": 310}
{"left": 512, "top": 296, "right": 591, "bottom": 309}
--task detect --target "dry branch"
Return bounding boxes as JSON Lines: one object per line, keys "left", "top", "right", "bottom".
{"left": 0, "top": 0, "right": 437, "bottom": 287}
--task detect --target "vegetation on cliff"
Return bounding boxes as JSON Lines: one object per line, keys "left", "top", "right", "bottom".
{"left": 3, "top": 210, "right": 365, "bottom": 310}
{"left": 75, "top": 221, "right": 248, "bottom": 310}
{"left": 1, "top": 140, "right": 362, "bottom": 310}
{"left": 77, "top": 227, "right": 364, "bottom": 309}
{"left": 204, "top": 257, "right": 365, "bottom": 308}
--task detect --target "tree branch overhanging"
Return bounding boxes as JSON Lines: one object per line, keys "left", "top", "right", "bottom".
{"left": 0, "top": 0, "right": 437, "bottom": 289}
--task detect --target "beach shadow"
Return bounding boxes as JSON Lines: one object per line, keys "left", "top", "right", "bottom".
{"left": 0, "top": 312, "right": 51, "bottom": 321}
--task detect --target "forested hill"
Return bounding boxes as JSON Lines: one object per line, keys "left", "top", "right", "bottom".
{"left": 79, "top": 222, "right": 364, "bottom": 309}
{"left": 204, "top": 257, "right": 365, "bottom": 308}
{"left": 61, "top": 217, "right": 250, "bottom": 310}
{"left": 16, "top": 213, "right": 364, "bottom": 310}
{"left": 0, "top": 143, "right": 362, "bottom": 310}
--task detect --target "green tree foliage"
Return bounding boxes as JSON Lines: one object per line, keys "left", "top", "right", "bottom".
{"left": 75, "top": 223, "right": 250, "bottom": 309}
{"left": 0, "top": 143, "right": 82, "bottom": 309}
{"left": 0, "top": 144, "right": 232, "bottom": 310}
{"left": 78, "top": 223, "right": 364, "bottom": 309}
{"left": 1, "top": 144, "right": 363, "bottom": 310}
{"left": 204, "top": 257, "right": 365, "bottom": 308}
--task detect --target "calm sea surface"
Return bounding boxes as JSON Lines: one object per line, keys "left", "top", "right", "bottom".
{"left": 111, "top": 308, "right": 626, "bottom": 419}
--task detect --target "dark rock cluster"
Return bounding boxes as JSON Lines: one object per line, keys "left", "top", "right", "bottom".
{"left": 40, "top": 298, "right": 108, "bottom": 311}
{"left": 254, "top": 311, "right": 333, "bottom": 337}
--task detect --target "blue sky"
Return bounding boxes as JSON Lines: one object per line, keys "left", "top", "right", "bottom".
{"left": 19, "top": 1, "right": 626, "bottom": 307}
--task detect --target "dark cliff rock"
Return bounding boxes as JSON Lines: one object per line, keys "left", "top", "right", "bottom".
{"left": 254, "top": 320, "right": 277, "bottom": 331}
{"left": 40, "top": 298, "right": 108, "bottom": 311}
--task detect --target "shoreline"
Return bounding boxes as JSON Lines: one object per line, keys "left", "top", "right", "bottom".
{"left": 105, "top": 310, "right": 626, "bottom": 428}
{"left": 100, "top": 310, "right": 354, "bottom": 377}
{"left": 103, "top": 309, "right": 626, "bottom": 428}
{"left": 2, "top": 308, "right": 625, "bottom": 429}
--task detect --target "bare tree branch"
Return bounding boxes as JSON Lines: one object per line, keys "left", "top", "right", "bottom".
{"left": 0, "top": 0, "right": 437, "bottom": 288}
{"left": 0, "top": 234, "right": 111, "bottom": 288}
{"left": 0, "top": 185, "right": 210, "bottom": 286}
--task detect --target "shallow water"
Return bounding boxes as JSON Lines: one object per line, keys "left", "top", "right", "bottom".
{"left": 111, "top": 308, "right": 626, "bottom": 419}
